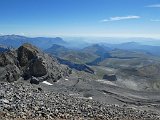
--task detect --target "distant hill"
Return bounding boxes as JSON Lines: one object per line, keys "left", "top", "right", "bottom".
{"left": 82, "top": 44, "right": 111, "bottom": 56}
{"left": 45, "top": 44, "right": 98, "bottom": 64}
{"left": 0, "top": 35, "right": 66, "bottom": 49}
{"left": 81, "top": 44, "right": 111, "bottom": 65}
{"left": 45, "top": 44, "right": 69, "bottom": 56}
{"left": 103, "top": 42, "right": 160, "bottom": 56}
{"left": 98, "top": 49, "right": 158, "bottom": 68}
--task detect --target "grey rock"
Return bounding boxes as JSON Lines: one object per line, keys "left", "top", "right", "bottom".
{"left": 0, "top": 43, "right": 71, "bottom": 82}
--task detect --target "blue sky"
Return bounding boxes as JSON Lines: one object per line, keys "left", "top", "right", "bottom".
{"left": 0, "top": 0, "right": 160, "bottom": 38}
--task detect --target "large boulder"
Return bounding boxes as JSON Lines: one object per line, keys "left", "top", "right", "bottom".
{"left": 0, "top": 43, "right": 71, "bottom": 83}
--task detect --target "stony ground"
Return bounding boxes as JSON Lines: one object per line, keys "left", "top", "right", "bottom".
{"left": 0, "top": 82, "right": 160, "bottom": 120}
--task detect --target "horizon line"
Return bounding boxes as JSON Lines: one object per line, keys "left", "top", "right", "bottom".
{"left": 0, "top": 33, "right": 160, "bottom": 39}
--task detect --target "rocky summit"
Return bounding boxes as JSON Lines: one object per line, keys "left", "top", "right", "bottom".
{"left": 0, "top": 43, "right": 71, "bottom": 83}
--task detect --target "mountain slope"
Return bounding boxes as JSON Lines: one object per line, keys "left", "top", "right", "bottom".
{"left": 82, "top": 44, "right": 111, "bottom": 56}
{"left": 96, "top": 49, "right": 160, "bottom": 90}
{"left": 45, "top": 44, "right": 98, "bottom": 64}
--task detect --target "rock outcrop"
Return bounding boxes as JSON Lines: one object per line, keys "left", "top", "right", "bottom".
{"left": 103, "top": 74, "right": 117, "bottom": 81}
{"left": 0, "top": 43, "right": 71, "bottom": 83}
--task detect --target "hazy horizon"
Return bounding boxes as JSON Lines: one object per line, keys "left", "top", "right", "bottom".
{"left": 1, "top": 34, "right": 160, "bottom": 46}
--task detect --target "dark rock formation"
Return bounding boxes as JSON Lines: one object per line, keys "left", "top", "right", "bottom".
{"left": 103, "top": 74, "right": 117, "bottom": 81}
{"left": 57, "top": 58, "right": 94, "bottom": 74}
{"left": 0, "top": 43, "right": 71, "bottom": 83}
{"left": 17, "top": 43, "right": 38, "bottom": 66}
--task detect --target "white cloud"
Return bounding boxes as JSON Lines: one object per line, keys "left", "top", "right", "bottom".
{"left": 150, "top": 19, "right": 160, "bottom": 22}
{"left": 146, "top": 4, "right": 160, "bottom": 8}
{"left": 100, "top": 16, "right": 140, "bottom": 22}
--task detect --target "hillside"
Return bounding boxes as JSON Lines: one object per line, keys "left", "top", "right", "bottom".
{"left": 1, "top": 81, "right": 160, "bottom": 120}
{"left": 44, "top": 43, "right": 160, "bottom": 91}
{"left": 45, "top": 44, "right": 99, "bottom": 64}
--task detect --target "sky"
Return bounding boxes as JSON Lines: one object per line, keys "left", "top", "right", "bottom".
{"left": 0, "top": 0, "right": 160, "bottom": 38}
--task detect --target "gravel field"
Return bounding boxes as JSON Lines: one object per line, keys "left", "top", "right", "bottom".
{"left": 0, "top": 81, "right": 160, "bottom": 120}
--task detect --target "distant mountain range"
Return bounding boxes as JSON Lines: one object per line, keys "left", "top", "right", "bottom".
{"left": 1, "top": 35, "right": 160, "bottom": 56}
{"left": 45, "top": 44, "right": 99, "bottom": 64}
{"left": 45, "top": 43, "right": 160, "bottom": 90}
{"left": 0, "top": 35, "right": 66, "bottom": 49}
{"left": 1, "top": 36, "right": 160, "bottom": 90}
{"left": 103, "top": 42, "right": 160, "bottom": 56}
{"left": 45, "top": 43, "right": 160, "bottom": 65}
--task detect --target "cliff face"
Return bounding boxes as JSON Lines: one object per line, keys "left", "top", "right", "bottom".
{"left": 0, "top": 43, "right": 71, "bottom": 83}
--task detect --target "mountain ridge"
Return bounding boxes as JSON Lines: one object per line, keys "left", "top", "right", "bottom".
{"left": 0, "top": 35, "right": 66, "bottom": 49}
